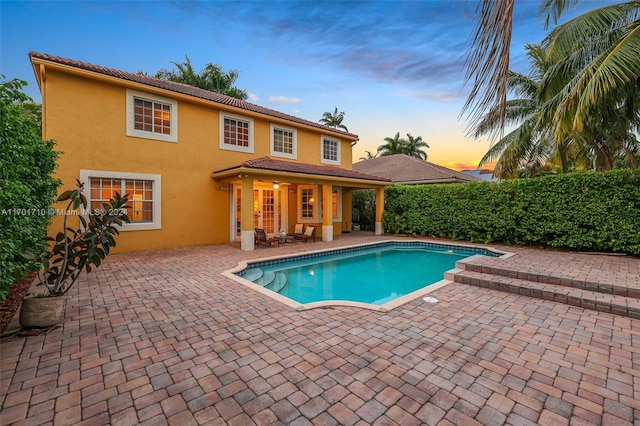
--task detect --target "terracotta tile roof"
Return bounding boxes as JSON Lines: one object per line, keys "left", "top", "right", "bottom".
{"left": 353, "top": 154, "right": 484, "bottom": 183}
{"left": 214, "top": 157, "right": 390, "bottom": 183}
{"left": 28, "top": 51, "right": 358, "bottom": 139}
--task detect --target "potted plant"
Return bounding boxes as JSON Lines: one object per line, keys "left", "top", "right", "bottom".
{"left": 21, "top": 180, "right": 130, "bottom": 328}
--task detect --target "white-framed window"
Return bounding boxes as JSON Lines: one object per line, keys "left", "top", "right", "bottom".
{"left": 220, "top": 112, "right": 254, "bottom": 153}
{"left": 321, "top": 135, "right": 340, "bottom": 165}
{"left": 79, "top": 170, "right": 162, "bottom": 231}
{"left": 297, "top": 184, "right": 318, "bottom": 223}
{"left": 270, "top": 123, "right": 297, "bottom": 159}
{"left": 126, "top": 89, "right": 178, "bottom": 143}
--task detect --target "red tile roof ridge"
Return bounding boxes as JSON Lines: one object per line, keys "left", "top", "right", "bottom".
{"left": 28, "top": 51, "right": 358, "bottom": 139}
{"left": 228, "top": 156, "right": 390, "bottom": 182}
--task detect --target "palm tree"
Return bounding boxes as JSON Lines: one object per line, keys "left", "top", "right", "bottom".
{"left": 537, "top": 3, "right": 640, "bottom": 171}
{"left": 541, "top": 2, "right": 640, "bottom": 135}
{"left": 359, "top": 150, "right": 378, "bottom": 161}
{"left": 153, "top": 55, "right": 248, "bottom": 100}
{"left": 377, "top": 132, "right": 406, "bottom": 156}
{"left": 319, "top": 107, "right": 348, "bottom": 132}
{"left": 463, "top": 0, "right": 640, "bottom": 140}
{"left": 573, "top": 95, "right": 640, "bottom": 171}
{"left": 466, "top": 1, "right": 640, "bottom": 176}
{"left": 474, "top": 44, "right": 568, "bottom": 178}
{"left": 403, "top": 134, "right": 429, "bottom": 160}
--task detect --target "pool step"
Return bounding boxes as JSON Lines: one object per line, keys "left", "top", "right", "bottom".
{"left": 243, "top": 268, "right": 263, "bottom": 282}
{"left": 269, "top": 273, "right": 287, "bottom": 293}
{"left": 255, "top": 271, "right": 276, "bottom": 287}
{"left": 451, "top": 269, "right": 640, "bottom": 319}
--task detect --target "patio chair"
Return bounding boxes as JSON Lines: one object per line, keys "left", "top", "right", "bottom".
{"left": 297, "top": 226, "right": 316, "bottom": 242}
{"left": 255, "top": 228, "right": 280, "bottom": 248}
{"left": 293, "top": 223, "right": 305, "bottom": 239}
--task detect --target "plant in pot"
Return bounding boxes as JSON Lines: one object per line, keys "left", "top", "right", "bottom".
{"left": 21, "top": 180, "right": 130, "bottom": 328}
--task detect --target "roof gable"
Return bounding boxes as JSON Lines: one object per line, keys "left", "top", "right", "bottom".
{"left": 29, "top": 51, "right": 358, "bottom": 139}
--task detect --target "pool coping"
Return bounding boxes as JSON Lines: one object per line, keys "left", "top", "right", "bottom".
{"left": 222, "top": 239, "right": 514, "bottom": 311}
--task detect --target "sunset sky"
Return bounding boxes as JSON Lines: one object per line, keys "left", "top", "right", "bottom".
{"left": 1, "top": 1, "right": 608, "bottom": 170}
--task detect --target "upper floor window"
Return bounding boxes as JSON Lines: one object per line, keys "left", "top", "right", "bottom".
{"left": 270, "top": 123, "right": 297, "bottom": 159}
{"left": 80, "top": 169, "right": 162, "bottom": 231}
{"left": 220, "top": 112, "right": 254, "bottom": 153}
{"left": 321, "top": 135, "right": 340, "bottom": 165}
{"left": 126, "top": 89, "right": 178, "bottom": 143}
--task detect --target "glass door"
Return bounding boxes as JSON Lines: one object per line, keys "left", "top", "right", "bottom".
{"left": 234, "top": 184, "right": 287, "bottom": 240}
{"left": 255, "top": 189, "right": 276, "bottom": 234}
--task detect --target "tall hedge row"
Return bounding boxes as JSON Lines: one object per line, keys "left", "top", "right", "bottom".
{"left": 0, "top": 78, "right": 60, "bottom": 299}
{"left": 383, "top": 169, "right": 640, "bottom": 254}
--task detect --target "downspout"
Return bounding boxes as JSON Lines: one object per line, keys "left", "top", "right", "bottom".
{"left": 39, "top": 64, "right": 46, "bottom": 137}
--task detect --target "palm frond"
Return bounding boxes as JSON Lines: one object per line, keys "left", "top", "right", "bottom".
{"left": 544, "top": 2, "right": 638, "bottom": 58}
{"left": 479, "top": 129, "right": 519, "bottom": 166}
{"left": 573, "top": 25, "right": 640, "bottom": 129}
{"left": 539, "top": 0, "right": 581, "bottom": 29}
{"left": 462, "top": 0, "right": 515, "bottom": 136}
{"left": 507, "top": 71, "right": 539, "bottom": 99}
{"left": 473, "top": 99, "right": 537, "bottom": 138}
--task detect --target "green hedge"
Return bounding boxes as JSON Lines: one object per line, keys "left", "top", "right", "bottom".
{"left": 383, "top": 169, "right": 640, "bottom": 254}
{"left": 0, "top": 78, "right": 60, "bottom": 299}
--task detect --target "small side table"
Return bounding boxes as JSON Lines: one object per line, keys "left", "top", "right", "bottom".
{"left": 275, "top": 234, "right": 296, "bottom": 245}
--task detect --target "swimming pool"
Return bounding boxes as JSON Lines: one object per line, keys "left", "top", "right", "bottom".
{"left": 228, "top": 241, "right": 503, "bottom": 310}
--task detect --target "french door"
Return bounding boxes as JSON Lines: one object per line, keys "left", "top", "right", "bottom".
{"left": 254, "top": 188, "right": 276, "bottom": 233}
{"left": 233, "top": 184, "right": 287, "bottom": 240}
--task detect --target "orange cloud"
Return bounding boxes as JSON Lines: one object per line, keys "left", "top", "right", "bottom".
{"left": 440, "top": 160, "right": 496, "bottom": 172}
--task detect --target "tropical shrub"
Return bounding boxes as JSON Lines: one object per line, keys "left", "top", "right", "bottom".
{"left": 352, "top": 189, "right": 376, "bottom": 231}
{"left": 27, "top": 180, "right": 130, "bottom": 296}
{"left": 383, "top": 170, "right": 640, "bottom": 254}
{"left": 0, "top": 78, "right": 60, "bottom": 299}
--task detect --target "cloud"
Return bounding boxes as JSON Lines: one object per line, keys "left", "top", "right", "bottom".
{"left": 268, "top": 95, "right": 301, "bottom": 104}
{"left": 445, "top": 160, "right": 497, "bottom": 171}
{"left": 173, "top": 1, "right": 548, "bottom": 92}
{"left": 248, "top": 93, "right": 259, "bottom": 101}
{"left": 178, "top": 2, "right": 474, "bottom": 87}
{"left": 400, "top": 89, "right": 462, "bottom": 102}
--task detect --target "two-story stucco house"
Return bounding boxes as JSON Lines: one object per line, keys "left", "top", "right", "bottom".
{"left": 29, "top": 52, "right": 389, "bottom": 252}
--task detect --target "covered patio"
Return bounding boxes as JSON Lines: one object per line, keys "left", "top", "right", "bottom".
{"left": 212, "top": 157, "right": 390, "bottom": 250}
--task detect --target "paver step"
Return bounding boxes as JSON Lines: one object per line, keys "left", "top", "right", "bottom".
{"left": 455, "top": 258, "right": 640, "bottom": 298}
{"left": 451, "top": 269, "right": 640, "bottom": 319}
{"left": 255, "top": 271, "right": 276, "bottom": 287}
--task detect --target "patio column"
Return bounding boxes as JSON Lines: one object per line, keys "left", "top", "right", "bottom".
{"left": 375, "top": 187, "right": 384, "bottom": 235}
{"left": 322, "top": 183, "right": 333, "bottom": 242}
{"left": 241, "top": 177, "right": 254, "bottom": 251}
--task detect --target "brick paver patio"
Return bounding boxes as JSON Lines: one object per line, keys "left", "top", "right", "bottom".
{"left": 1, "top": 233, "right": 639, "bottom": 425}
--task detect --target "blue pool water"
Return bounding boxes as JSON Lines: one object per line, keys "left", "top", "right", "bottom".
{"left": 237, "top": 242, "right": 501, "bottom": 306}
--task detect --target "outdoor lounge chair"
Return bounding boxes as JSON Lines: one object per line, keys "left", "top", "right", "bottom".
{"left": 296, "top": 226, "right": 316, "bottom": 242}
{"left": 255, "top": 228, "right": 280, "bottom": 248}
{"left": 293, "top": 223, "right": 305, "bottom": 239}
